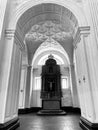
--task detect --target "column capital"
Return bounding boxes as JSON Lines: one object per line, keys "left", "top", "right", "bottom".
{"left": 70, "top": 64, "right": 74, "bottom": 69}
{"left": 5, "top": 29, "right": 25, "bottom": 51}
{"left": 78, "top": 26, "right": 90, "bottom": 36}
{"left": 73, "top": 26, "right": 90, "bottom": 48}
{"left": 28, "top": 65, "right": 32, "bottom": 69}
{"left": 5, "top": 29, "right": 15, "bottom": 39}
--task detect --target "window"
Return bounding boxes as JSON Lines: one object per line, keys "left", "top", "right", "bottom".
{"left": 33, "top": 77, "right": 41, "bottom": 90}
{"left": 61, "top": 76, "right": 68, "bottom": 89}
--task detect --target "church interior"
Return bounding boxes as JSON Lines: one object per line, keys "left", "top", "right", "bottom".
{"left": 0, "top": 0, "right": 98, "bottom": 130}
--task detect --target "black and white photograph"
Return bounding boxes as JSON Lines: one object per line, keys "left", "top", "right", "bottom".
{"left": 0, "top": 0, "right": 98, "bottom": 130}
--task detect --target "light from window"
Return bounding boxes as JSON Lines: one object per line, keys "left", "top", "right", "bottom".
{"left": 33, "top": 77, "right": 41, "bottom": 90}
{"left": 61, "top": 77, "right": 68, "bottom": 89}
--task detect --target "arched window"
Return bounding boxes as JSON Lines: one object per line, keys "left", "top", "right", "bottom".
{"left": 61, "top": 76, "right": 68, "bottom": 89}
{"left": 33, "top": 77, "right": 41, "bottom": 90}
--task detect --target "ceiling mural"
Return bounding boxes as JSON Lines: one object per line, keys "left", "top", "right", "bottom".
{"left": 25, "top": 20, "right": 74, "bottom": 42}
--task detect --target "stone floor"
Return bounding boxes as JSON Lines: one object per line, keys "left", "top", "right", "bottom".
{"left": 16, "top": 112, "right": 82, "bottom": 130}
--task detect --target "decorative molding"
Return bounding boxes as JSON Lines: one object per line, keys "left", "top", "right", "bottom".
{"left": 5, "top": 29, "right": 25, "bottom": 51}
{"left": 0, "top": 117, "right": 20, "bottom": 130}
{"left": 25, "top": 20, "right": 73, "bottom": 42}
{"left": 73, "top": 26, "right": 90, "bottom": 48}
{"left": 78, "top": 26, "right": 90, "bottom": 36}
{"left": 80, "top": 116, "right": 98, "bottom": 130}
{"left": 5, "top": 29, "right": 15, "bottom": 39}
{"left": 9, "top": 0, "right": 87, "bottom": 30}
{"left": 36, "top": 38, "right": 66, "bottom": 52}
{"left": 16, "top": 0, "right": 82, "bottom": 5}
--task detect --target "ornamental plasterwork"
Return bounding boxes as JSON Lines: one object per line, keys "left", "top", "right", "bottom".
{"left": 25, "top": 20, "right": 73, "bottom": 42}
{"left": 13, "top": 0, "right": 82, "bottom": 6}
{"left": 33, "top": 38, "right": 68, "bottom": 62}
{"left": 36, "top": 38, "right": 65, "bottom": 51}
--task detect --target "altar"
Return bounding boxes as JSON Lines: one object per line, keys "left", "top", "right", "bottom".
{"left": 38, "top": 55, "right": 66, "bottom": 115}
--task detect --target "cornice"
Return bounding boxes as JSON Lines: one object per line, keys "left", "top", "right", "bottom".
{"left": 5, "top": 29, "right": 25, "bottom": 51}
{"left": 73, "top": 26, "right": 90, "bottom": 48}
{"left": 5, "top": 29, "right": 15, "bottom": 39}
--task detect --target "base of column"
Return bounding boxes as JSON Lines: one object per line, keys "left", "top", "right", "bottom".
{"left": 80, "top": 116, "right": 98, "bottom": 130}
{"left": 0, "top": 117, "right": 20, "bottom": 130}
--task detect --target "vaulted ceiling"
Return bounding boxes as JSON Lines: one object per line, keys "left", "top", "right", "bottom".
{"left": 23, "top": 3, "right": 78, "bottom": 65}
{"left": 32, "top": 39, "right": 70, "bottom": 68}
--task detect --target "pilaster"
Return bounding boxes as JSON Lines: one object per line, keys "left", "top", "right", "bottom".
{"left": 70, "top": 64, "right": 79, "bottom": 108}
{"left": 19, "top": 65, "right": 27, "bottom": 109}
{"left": 0, "top": 28, "right": 22, "bottom": 130}
{"left": 74, "top": 26, "right": 98, "bottom": 129}
{"left": 88, "top": 0, "right": 98, "bottom": 47}
{"left": 82, "top": 31, "right": 98, "bottom": 123}
{"left": 0, "top": 30, "right": 15, "bottom": 123}
{"left": 0, "top": 0, "right": 8, "bottom": 38}
{"left": 25, "top": 65, "right": 32, "bottom": 108}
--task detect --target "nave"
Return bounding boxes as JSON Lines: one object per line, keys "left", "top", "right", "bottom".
{"left": 17, "top": 112, "right": 82, "bottom": 130}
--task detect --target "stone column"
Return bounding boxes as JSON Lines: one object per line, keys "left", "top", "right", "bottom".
{"left": 70, "top": 64, "right": 79, "bottom": 108}
{"left": 88, "top": 0, "right": 98, "bottom": 45}
{"left": 0, "top": 29, "right": 23, "bottom": 129}
{"left": 25, "top": 65, "right": 32, "bottom": 108}
{"left": 0, "top": 30, "right": 15, "bottom": 124}
{"left": 82, "top": 31, "right": 98, "bottom": 123}
{"left": 19, "top": 65, "right": 27, "bottom": 109}
{"left": 0, "top": 0, "right": 8, "bottom": 37}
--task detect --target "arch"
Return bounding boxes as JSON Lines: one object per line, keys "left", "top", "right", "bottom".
{"left": 38, "top": 54, "right": 64, "bottom": 65}
{"left": 33, "top": 51, "right": 69, "bottom": 67}
{"left": 9, "top": 0, "right": 88, "bottom": 30}
{"left": 7, "top": 0, "right": 88, "bottom": 112}
{"left": 32, "top": 39, "right": 70, "bottom": 67}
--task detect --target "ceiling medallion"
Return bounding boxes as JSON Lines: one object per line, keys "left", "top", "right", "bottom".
{"left": 25, "top": 21, "right": 73, "bottom": 42}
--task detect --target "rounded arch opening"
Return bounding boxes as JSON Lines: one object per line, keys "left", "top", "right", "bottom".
{"left": 32, "top": 39, "right": 70, "bottom": 67}
{"left": 9, "top": 0, "right": 88, "bottom": 30}
{"left": 13, "top": 1, "right": 87, "bottom": 111}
